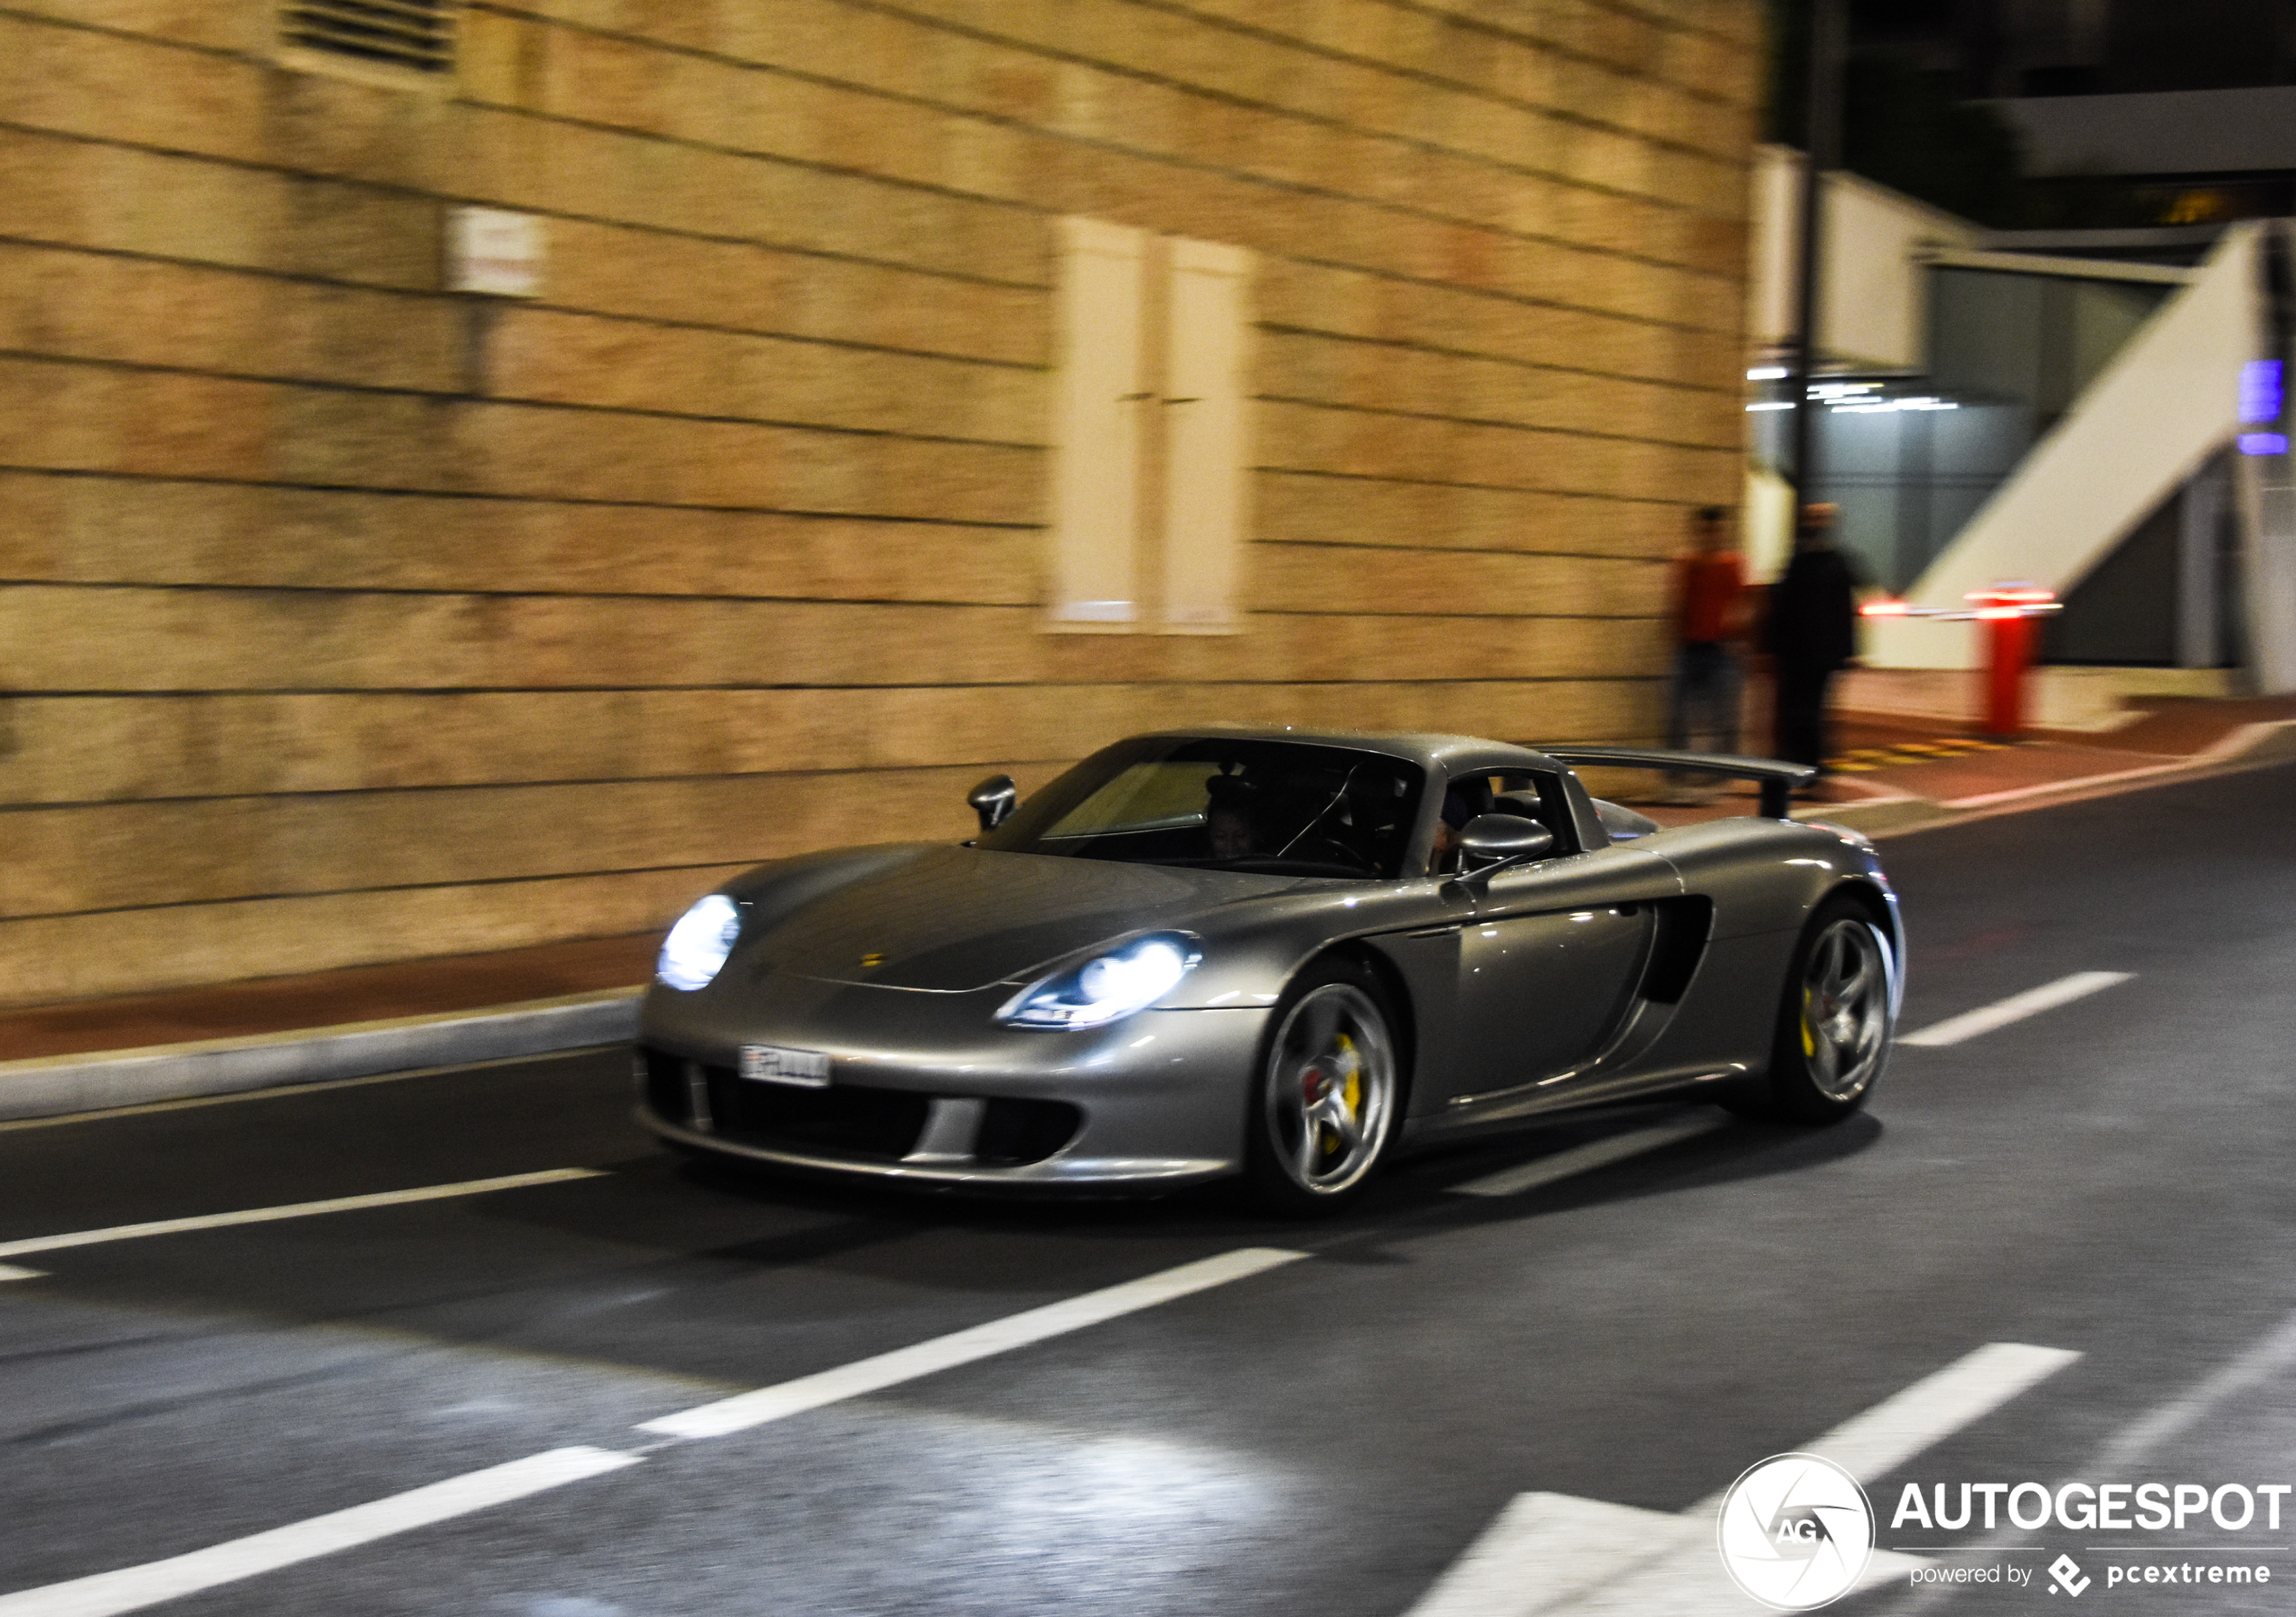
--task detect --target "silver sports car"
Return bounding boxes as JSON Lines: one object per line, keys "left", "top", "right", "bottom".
{"left": 635, "top": 728, "right": 1903, "bottom": 1212}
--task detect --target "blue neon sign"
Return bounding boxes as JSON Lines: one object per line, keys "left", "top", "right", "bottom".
{"left": 2240, "top": 359, "right": 2283, "bottom": 425}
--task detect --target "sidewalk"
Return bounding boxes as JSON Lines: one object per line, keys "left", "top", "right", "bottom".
{"left": 7, "top": 696, "right": 2295, "bottom": 1123}
{"left": 0, "top": 935, "right": 656, "bottom": 1123}
{"left": 1623, "top": 693, "right": 2296, "bottom": 836}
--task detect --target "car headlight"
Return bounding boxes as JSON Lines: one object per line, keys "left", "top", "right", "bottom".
{"left": 658, "top": 894, "right": 742, "bottom": 992}
{"left": 996, "top": 934, "right": 1200, "bottom": 1029}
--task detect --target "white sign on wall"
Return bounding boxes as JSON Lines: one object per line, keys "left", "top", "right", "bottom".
{"left": 446, "top": 206, "right": 545, "bottom": 296}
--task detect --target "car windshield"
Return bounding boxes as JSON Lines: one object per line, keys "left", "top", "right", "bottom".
{"left": 979, "top": 738, "right": 1425, "bottom": 879}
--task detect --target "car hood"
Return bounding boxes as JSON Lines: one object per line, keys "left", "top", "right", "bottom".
{"left": 735, "top": 844, "right": 1299, "bottom": 992}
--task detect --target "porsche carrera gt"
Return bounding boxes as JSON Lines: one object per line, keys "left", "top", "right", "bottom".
{"left": 635, "top": 729, "right": 1903, "bottom": 1212}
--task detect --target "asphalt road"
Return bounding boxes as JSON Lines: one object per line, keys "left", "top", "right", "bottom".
{"left": 4, "top": 761, "right": 2293, "bottom": 1616}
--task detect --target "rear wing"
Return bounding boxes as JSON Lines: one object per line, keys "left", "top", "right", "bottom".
{"left": 1539, "top": 747, "right": 1819, "bottom": 821}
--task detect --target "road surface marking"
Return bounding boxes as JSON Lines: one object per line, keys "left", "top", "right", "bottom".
{"left": 1407, "top": 1341, "right": 2081, "bottom": 1615}
{"left": 0, "top": 1169, "right": 607, "bottom": 1262}
{"left": 0, "top": 1447, "right": 641, "bottom": 1617}
{"left": 1895, "top": 1308, "right": 2296, "bottom": 1613}
{"left": 1448, "top": 1114, "right": 1726, "bottom": 1198}
{"left": 1687, "top": 1340, "right": 2082, "bottom": 1514}
{"left": 639, "top": 1245, "right": 1309, "bottom": 1438}
{"left": 1898, "top": 971, "right": 2131, "bottom": 1048}
{"left": 0, "top": 1264, "right": 44, "bottom": 1282}
{"left": 2089, "top": 1306, "right": 2296, "bottom": 1473}
{"left": 0, "top": 1246, "right": 1305, "bottom": 1614}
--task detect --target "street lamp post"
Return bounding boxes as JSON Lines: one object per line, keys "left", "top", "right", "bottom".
{"left": 1787, "top": 0, "right": 1847, "bottom": 504}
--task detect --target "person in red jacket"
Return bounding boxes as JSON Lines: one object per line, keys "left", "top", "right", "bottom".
{"left": 1666, "top": 506, "right": 1748, "bottom": 775}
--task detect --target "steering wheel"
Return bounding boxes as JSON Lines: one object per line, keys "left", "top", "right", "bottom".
{"left": 1288, "top": 836, "right": 1375, "bottom": 873}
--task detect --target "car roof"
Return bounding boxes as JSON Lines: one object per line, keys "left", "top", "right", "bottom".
{"left": 1131, "top": 725, "right": 1565, "bottom": 778}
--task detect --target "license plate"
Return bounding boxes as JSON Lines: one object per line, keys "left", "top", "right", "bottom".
{"left": 739, "top": 1043, "right": 832, "bottom": 1088}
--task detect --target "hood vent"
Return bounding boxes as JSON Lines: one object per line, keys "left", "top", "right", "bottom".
{"left": 282, "top": 0, "right": 455, "bottom": 76}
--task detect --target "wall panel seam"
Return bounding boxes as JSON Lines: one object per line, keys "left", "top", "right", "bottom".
{"left": 0, "top": 771, "right": 1091, "bottom": 815}
{"left": 0, "top": 349, "right": 1048, "bottom": 450}
{"left": 1255, "top": 325, "right": 1740, "bottom": 399}
{"left": 464, "top": 90, "right": 1745, "bottom": 324}
{"left": 0, "top": 674, "right": 1661, "bottom": 700}
{"left": 0, "top": 236, "right": 1046, "bottom": 371}
{"left": 1256, "top": 394, "right": 1739, "bottom": 454}
{"left": 822, "top": 0, "right": 1748, "bottom": 182}
{"left": 0, "top": 119, "right": 1051, "bottom": 296}
{"left": 0, "top": 467, "right": 1046, "bottom": 529}
{"left": 0, "top": 862, "right": 774, "bottom": 925}
{"left": 1256, "top": 540, "right": 1670, "bottom": 562}
{"left": 468, "top": 3, "right": 1749, "bottom": 284}
{"left": 1375, "top": 0, "right": 1755, "bottom": 83}
{"left": 0, "top": 114, "right": 1732, "bottom": 340}
{"left": 0, "top": 587, "right": 1044, "bottom": 609}
{"left": 0, "top": 5, "right": 249, "bottom": 66}
{"left": 0, "top": 579, "right": 1049, "bottom": 607}
{"left": 1274, "top": 252, "right": 1741, "bottom": 341}
{"left": 1251, "top": 467, "right": 1735, "bottom": 504}
{"left": 1134, "top": 0, "right": 1750, "bottom": 121}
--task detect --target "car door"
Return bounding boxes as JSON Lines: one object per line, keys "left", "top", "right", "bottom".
{"left": 1438, "top": 843, "right": 1680, "bottom": 1105}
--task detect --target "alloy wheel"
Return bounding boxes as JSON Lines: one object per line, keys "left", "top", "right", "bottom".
{"left": 1264, "top": 982, "right": 1397, "bottom": 1196}
{"left": 1800, "top": 918, "right": 1890, "bottom": 1102}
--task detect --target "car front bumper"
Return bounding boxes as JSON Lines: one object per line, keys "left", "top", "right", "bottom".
{"left": 635, "top": 973, "right": 1272, "bottom": 1189}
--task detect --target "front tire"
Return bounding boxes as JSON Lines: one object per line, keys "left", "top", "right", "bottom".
{"left": 1746, "top": 895, "right": 1895, "bottom": 1123}
{"left": 1243, "top": 960, "right": 1401, "bottom": 1215}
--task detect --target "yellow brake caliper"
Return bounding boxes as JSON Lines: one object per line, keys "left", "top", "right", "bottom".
{"left": 1332, "top": 1033, "right": 1361, "bottom": 1155}
{"left": 1801, "top": 986, "right": 1817, "bottom": 1057}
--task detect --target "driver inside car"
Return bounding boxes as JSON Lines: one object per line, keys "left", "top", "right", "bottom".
{"left": 1203, "top": 775, "right": 1260, "bottom": 861}
{"left": 1426, "top": 786, "right": 1478, "bottom": 876}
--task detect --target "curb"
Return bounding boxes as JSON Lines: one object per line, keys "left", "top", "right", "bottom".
{"left": 0, "top": 989, "right": 641, "bottom": 1123}
{"left": 1796, "top": 717, "right": 2296, "bottom": 841}
{"left": 1794, "top": 794, "right": 1951, "bottom": 837}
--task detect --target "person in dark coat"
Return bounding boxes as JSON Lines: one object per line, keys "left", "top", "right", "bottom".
{"left": 1764, "top": 503, "right": 1860, "bottom": 770}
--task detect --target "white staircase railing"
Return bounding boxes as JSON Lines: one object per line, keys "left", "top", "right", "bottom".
{"left": 1866, "top": 223, "right": 2260, "bottom": 671}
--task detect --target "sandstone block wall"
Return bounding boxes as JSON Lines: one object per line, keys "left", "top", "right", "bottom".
{"left": 0, "top": 0, "right": 1761, "bottom": 1006}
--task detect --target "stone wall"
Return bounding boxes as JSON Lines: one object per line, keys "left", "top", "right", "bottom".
{"left": 0, "top": 0, "right": 1761, "bottom": 1006}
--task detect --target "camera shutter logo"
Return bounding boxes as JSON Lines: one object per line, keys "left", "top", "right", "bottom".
{"left": 1717, "top": 1452, "right": 1876, "bottom": 1610}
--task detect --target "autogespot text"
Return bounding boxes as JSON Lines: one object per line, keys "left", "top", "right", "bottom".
{"left": 1891, "top": 1481, "right": 2290, "bottom": 1532}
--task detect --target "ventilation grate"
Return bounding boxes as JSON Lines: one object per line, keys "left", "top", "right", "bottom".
{"left": 283, "top": 0, "right": 454, "bottom": 76}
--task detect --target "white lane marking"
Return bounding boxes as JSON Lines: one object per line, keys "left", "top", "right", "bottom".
{"left": 0, "top": 1264, "right": 45, "bottom": 1282}
{"left": 1686, "top": 1341, "right": 2082, "bottom": 1516}
{"left": 1894, "top": 1309, "right": 2296, "bottom": 1614}
{"left": 0, "top": 1446, "right": 640, "bottom": 1617}
{"left": 0, "top": 1246, "right": 1306, "bottom": 1615}
{"left": 1898, "top": 971, "right": 2131, "bottom": 1048}
{"left": 1448, "top": 1114, "right": 1725, "bottom": 1199}
{"left": 640, "top": 1245, "right": 1308, "bottom": 1438}
{"left": 0, "top": 1169, "right": 607, "bottom": 1261}
{"left": 2089, "top": 1306, "right": 2296, "bottom": 1473}
{"left": 1412, "top": 1492, "right": 1930, "bottom": 1617}
{"left": 1407, "top": 1341, "right": 2081, "bottom": 1615}
{"left": 1408, "top": 1492, "right": 1696, "bottom": 1617}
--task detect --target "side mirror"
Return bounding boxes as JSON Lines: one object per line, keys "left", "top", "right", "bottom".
{"left": 1456, "top": 813, "right": 1555, "bottom": 881}
{"left": 967, "top": 774, "right": 1018, "bottom": 832}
